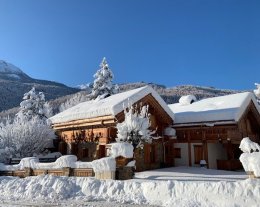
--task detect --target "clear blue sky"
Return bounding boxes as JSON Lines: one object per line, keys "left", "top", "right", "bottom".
{"left": 0, "top": 0, "right": 259, "bottom": 90}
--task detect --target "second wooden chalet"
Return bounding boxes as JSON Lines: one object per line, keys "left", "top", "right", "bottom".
{"left": 168, "top": 92, "right": 260, "bottom": 171}
{"left": 50, "top": 86, "right": 175, "bottom": 171}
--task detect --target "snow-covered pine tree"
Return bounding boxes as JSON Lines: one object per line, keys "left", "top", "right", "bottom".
{"left": 16, "top": 87, "right": 50, "bottom": 120}
{"left": 116, "top": 103, "right": 156, "bottom": 149}
{"left": 254, "top": 83, "right": 260, "bottom": 104}
{"left": 91, "top": 57, "right": 118, "bottom": 100}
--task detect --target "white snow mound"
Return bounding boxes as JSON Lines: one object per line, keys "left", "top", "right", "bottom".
{"left": 110, "top": 142, "right": 134, "bottom": 158}
{"left": 92, "top": 157, "right": 116, "bottom": 173}
{"left": 239, "top": 137, "right": 260, "bottom": 153}
{"left": 179, "top": 95, "right": 197, "bottom": 105}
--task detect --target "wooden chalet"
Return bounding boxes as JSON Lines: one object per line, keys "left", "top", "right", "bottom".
{"left": 168, "top": 92, "right": 260, "bottom": 171}
{"left": 50, "top": 86, "right": 175, "bottom": 171}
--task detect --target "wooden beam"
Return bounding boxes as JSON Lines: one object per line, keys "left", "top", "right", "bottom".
{"left": 52, "top": 115, "right": 115, "bottom": 129}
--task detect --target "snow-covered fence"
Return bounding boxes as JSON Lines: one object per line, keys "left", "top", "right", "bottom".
{"left": 0, "top": 155, "right": 116, "bottom": 180}
{"left": 239, "top": 137, "right": 260, "bottom": 178}
{"left": 0, "top": 167, "right": 94, "bottom": 178}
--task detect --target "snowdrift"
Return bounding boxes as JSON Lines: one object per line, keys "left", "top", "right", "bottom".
{"left": 0, "top": 175, "right": 259, "bottom": 207}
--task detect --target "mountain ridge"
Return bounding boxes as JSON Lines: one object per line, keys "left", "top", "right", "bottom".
{"left": 0, "top": 60, "right": 79, "bottom": 111}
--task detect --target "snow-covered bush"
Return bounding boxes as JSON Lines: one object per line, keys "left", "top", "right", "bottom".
{"left": 0, "top": 88, "right": 55, "bottom": 163}
{"left": 239, "top": 137, "right": 260, "bottom": 177}
{"left": 0, "top": 117, "right": 55, "bottom": 162}
{"left": 91, "top": 57, "right": 118, "bottom": 100}
{"left": 116, "top": 103, "right": 156, "bottom": 149}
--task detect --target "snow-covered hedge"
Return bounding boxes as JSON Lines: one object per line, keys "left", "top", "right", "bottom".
{"left": 239, "top": 137, "right": 260, "bottom": 177}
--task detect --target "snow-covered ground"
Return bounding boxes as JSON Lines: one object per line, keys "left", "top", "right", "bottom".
{"left": 134, "top": 166, "right": 247, "bottom": 182}
{"left": 0, "top": 167, "right": 259, "bottom": 207}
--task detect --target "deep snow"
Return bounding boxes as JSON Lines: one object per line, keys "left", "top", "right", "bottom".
{"left": 0, "top": 167, "right": 258, "bottom": 207}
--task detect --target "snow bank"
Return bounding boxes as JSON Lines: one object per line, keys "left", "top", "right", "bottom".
{"left": 179, "top": 95, "right": 197, "bottom": 105}
{"left": 92, "top": 157, "right": 116, "bottom": 173}
{"left": 0, "top": 174, "right": 259, "bottom": 207}
{"left": 110, "top": 143, "right": 134, "bottom": 158}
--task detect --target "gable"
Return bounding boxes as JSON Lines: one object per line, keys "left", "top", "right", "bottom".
{"left": 116, "top": 93, "right": 173, "bottom": 126}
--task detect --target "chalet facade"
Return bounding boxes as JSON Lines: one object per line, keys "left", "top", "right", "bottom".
{"left": 50, "top": 86, "right": 175, "bottom": 171}
{"left": 168, "top": 92, "right": 260, "bottom": 170}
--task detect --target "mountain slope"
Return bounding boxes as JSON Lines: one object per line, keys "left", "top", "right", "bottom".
{"left": 0, "top": 60, "right": 79, "bottom": 111}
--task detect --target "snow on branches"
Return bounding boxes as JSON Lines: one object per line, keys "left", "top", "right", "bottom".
{"left": 91, "top": 57, "right": 118, "bottom": 100}
{"left": 116, "top": 103, "right": 156, "bottom": 149}
{"left": 0, "top": 88, "right": 55, "bottom": 162}
{"left": 16, "top": 87, "right": 51, "bottom": 120}
{"left": 0, "top": 117, "right": 55, "bottom": 162}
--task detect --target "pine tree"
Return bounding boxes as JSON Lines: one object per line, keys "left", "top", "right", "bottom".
{"left": 16, "top": 87, "right": 50, "bottom": 120}
{"left": 116, "top": 103, "right": 156, "bottom": 149}
{"left": 91, "top": 57, "right": 118, "bottom": 100}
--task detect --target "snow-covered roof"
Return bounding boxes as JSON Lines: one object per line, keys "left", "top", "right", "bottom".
{"left": 50, "top": 86, "right": 174, "bottom": 124}
{"left": 169, "top": 92, "right": 260, "bottom": 125}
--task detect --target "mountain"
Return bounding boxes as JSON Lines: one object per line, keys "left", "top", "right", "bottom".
{"left": 0, "top": 81, "right": 244, "bottom": 122}
{"left": 45, "top": 82, "right": 242, "bottom": 116}
{"left": 0, "top": 60, "right": 79, "bottom": 112}
{"left": 0, "top": 60, "right": 244, "bottom": 121}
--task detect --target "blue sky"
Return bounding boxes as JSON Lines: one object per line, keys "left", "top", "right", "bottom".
{"left": 0, "top": 0, "right": 259, "bottom": 90}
